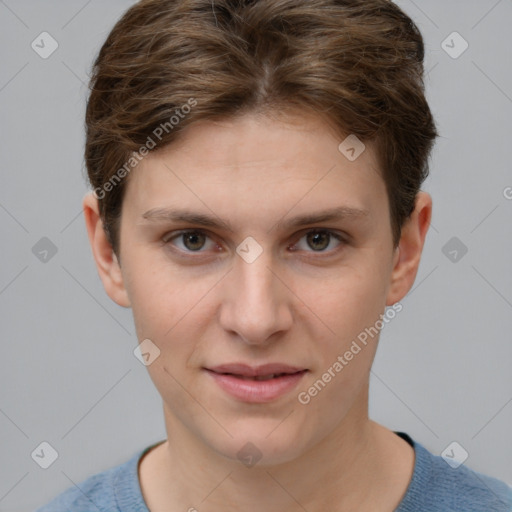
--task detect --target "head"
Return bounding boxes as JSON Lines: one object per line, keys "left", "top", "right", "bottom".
{"left": 83, "top": 0, "right": 436, "bottom": 466}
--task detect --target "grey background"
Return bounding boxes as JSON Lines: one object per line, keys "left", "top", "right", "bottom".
{"left": 1, "top": 1, "right": 511, "bottom": 510}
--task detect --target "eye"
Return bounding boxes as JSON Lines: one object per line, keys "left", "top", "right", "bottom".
{"left": 290, "top": 229, "right": 346, "bottom": 253}
{"left": 163, "top": 230, "right": 218, "bottom": 253}
{"left": 162, "top": 228, "right": 347, "bottom": 256}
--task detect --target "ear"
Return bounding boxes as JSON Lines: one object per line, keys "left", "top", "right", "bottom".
{"left": 82, "top": 192, "right": 131, "bottom": 308}
{"left": 385, "top": 191, "right": 432, "bottom": 306}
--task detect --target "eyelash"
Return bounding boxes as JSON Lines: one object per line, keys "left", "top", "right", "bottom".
{"left": 162, "top": 229, "right": 348, "bottom": 257}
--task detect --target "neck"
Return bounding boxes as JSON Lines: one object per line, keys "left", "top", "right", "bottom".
{"left": 139, "top": 384, "right": 414, "bottom": 511}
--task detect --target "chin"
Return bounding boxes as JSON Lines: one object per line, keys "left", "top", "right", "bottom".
{"left": 208, "top": 421, "right": 310, "bottom": 468}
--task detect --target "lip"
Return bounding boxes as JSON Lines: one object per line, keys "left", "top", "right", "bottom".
{"left": 204, "top": 363, "right": 308, "bottom": 403}
{"left": 207, "top": 363, "right": 306, "bottom": 377}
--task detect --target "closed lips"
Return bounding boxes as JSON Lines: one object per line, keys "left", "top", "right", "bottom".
{"left": 204, "top": 365, "right": 309, "bottom": 402}
{"left": 218, "top": 371, "right": 305, "bottom": 381}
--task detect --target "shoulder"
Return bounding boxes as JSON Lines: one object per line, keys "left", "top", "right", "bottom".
{"left": 396, "top": 433, "right": 512, "bottom": 512}
{"left": 425, "top": 452, "right": 512, "bottom": 511}
{"left": 34, "top": 446, "right": 150, "bottom": 512}
{"left": 34, "top": 465, "right": 120, "bottom": 511}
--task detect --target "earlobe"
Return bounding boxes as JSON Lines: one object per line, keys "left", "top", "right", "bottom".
{"left": 82, "top": 192, "right": 131, "bottom": 308}
{"left": 385, "top": 192, "right": 432, "bottom": 306}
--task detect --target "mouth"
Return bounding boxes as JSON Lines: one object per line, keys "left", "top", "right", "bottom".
{"left": 215, "top": 372, "right": 305, "bottom": 381}
{"left": 203, "top": 363, "right": 309, "bottom": 403}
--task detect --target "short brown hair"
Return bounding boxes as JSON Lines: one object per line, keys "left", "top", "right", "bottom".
{"left": 85, "top": 0, "right": 437, "bottom": 257}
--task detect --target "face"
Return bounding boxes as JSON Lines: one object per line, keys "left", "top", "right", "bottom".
{"left": 110, "top": 112, "right": 404, "bottom": 465}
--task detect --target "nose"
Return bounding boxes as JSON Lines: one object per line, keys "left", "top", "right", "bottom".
{"left": 218, "top": 248, "right": 294, "bottom": 346}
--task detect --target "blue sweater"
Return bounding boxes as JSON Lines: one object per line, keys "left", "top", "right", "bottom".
{"left": 35, "top": 432, "right": 512, "bottom": 511}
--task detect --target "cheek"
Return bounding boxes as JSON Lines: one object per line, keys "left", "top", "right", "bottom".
{"left": 123, "top": 250, "right": 194, "bottom": 336}
{"left": 296, "top": 273, "right": 384, "bottom": 417}
{"left": 305, "top": 263, "right": 388, "bottom": 346}
{"left": 123, "top": 254, "right": 218, "bottom": 371}
{"left": 125, "top": 263, "right": 204, "bottom": 404}
{"left": 296, "top": 260, "right": 389, "bottom": 405}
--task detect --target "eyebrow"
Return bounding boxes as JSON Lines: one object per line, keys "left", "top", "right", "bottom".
{"left": 140, "top": 206, "right": 370, "bottom": 233}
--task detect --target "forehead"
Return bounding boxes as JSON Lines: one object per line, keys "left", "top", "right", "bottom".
{"left": 123, "top": 112, "right": 387, "bottom": 224}
{"left": 151, "top": 112, "right": 379, "bottom": 174}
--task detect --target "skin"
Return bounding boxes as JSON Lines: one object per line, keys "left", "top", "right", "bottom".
{"left": 83, "top": 110, "right": 432, "bottom": 512}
